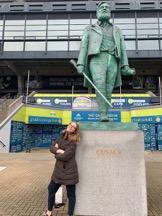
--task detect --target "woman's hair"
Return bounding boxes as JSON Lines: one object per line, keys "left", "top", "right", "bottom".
{"left": 63, "top": 122, "right": 80, "bottom": 142}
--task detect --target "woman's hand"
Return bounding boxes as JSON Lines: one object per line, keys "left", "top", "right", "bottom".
{"left": 55, "top": 143, "right": 59, "bottom": 148}
{"left": 56, "top": 149, "right": 65, "bottom": 154}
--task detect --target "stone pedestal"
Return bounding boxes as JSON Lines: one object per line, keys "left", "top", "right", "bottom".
{"left": 75, "top": 122, "right": 147, "bottom": 216}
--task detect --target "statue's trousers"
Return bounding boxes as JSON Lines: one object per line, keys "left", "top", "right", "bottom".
{"left": 89, "top": 52, "right": 118, "bottom": 115}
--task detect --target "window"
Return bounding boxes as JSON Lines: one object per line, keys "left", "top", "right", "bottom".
{"left": 137, "top": 13, "right": 158, "bottom": 39}
{"left": 137, "top": 17, "right": 157, "bottom": 24}
{"left": 114, "top": 18, "right": 135, "bottom": 38}
{"left": 137, "top": 19, "right": 158, "bottom": 38}
{"left": 4, "top": 42, "right": 23, "bottom": 51}
{"left": 69, "top": 41, "right": 81, "bottom": 51}
{"left": 70, "top": 19, "right": 90, "bottom": 38}
{"left": 137, "top": 29, "right": 158, "bottom": 38}
{"left": 26, "top": 20, "right": 46, "bottom": 40}
{"left": 47, "top": 41, "right": 68, "bottom": 51}
{"left": 25, "top": 42, "right": 45, "bottom": 51}
{"left": 125, "top": 40, "right": 136, "bottom": 50}
{"left": 114, "top": 18, "right": 135, "bottom": 24}
{"left": 138, "top": 40, "right": 159, "bottom": 50}
{"left": 48, "top": 19, "right": 68, "bottom": 39}
{"left": 4, "top": 20, "right": 25, "bottom": 40}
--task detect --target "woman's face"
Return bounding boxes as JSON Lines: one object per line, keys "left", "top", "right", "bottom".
{"left": 66, "top": 122, "right": 77, "bottom": 133}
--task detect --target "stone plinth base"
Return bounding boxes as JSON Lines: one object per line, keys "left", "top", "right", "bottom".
{"left": 75, "top": 123, "right": 147, "bottom": 216}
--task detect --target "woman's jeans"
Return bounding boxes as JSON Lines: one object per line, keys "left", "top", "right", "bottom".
{"left": 48, "top": 180, "right": 76, "bottom": 215}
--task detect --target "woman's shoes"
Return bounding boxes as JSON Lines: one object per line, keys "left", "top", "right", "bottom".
{"left": 42, "top": 210, "right": 53, "bottom": 216}
{"left": 55, "top": 203, "right": 65, "bottom": 208}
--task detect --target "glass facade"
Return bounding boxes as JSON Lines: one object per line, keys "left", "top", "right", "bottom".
{"left": 0, "top": 11, "right": 161, "bottom": 52}
{"left": 48, "top": 19, "right": 68, "bottom": 39}
{"left": 114, "top": 18, "right": 136, "bottom": 39}
{"left": 26, "top": 20, "right": 46, "bottom": 40}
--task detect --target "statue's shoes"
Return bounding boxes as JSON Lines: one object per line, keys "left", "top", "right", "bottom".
{"left": 100, "top": 114, "right": 109, "bottom": 122}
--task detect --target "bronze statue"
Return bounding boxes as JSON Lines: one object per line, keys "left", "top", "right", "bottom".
{"left": 76, "top": 1, "right": 135, "bottom": 121}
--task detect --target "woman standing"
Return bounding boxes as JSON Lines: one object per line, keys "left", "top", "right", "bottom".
{"left": 44, "top": 122, "right": 80, "bottom": 216}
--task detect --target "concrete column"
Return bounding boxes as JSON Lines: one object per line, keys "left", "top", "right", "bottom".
{"left": 17, "top": 75, "right": 24, "bottom": 95}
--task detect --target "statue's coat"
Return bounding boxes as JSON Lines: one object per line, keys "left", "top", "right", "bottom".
{"left": 77, "top": 23, "right": 129, "bottom": 89}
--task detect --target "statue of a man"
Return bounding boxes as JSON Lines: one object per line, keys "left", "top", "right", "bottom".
{"left": 77, "top": 1, "right": 135, "bottom": 121}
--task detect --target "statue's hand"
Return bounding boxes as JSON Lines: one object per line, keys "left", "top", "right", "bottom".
{"left": 121, "top": 66, "right": 136, "bottom": 76}
{"left": 77, "top": 65, "right": 84, "bottom": 74}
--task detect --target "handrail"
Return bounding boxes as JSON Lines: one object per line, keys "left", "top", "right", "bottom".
{"left": 0, "top": 95, "right": 23, "bottom": 123}
{"left": 29, "top": 91, "right": 37, "bottom": 97}
{"left": 0, "top": 91, "right": 37, "bottom": 126}
{"left": 0, "top": 103, "right": 23, "bottom": 129}
{"left": 0, "top": 140, "right": 6, "bottom": 147}
{"left": 24, "top": 91, "right": 37, "bottom": 104}
{"left": 8, "top": 96, "right": 23, "bottom": 109}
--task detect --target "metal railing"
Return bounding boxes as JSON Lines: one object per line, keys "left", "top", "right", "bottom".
{"left": 0, "top": 93, "right": 24, "bottom": 123}
{"left": 7, "top": 95, "right": 23, "bottom": 117}
{"left": 0, "top": 91, "right": 36, "bottom": 128}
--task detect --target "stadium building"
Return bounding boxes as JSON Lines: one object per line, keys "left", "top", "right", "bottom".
{"left": 0, "top": 0, "right": 162, "bottom": 152}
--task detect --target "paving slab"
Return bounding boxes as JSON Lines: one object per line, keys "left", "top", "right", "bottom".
{"left": 0, "top": 149, "right": 162, "bottom": 216}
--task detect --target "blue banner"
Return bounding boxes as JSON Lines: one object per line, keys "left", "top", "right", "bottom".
{"left": 111, "top": 97, "right": 151, "bottom": 108}
{"left": 72, "top": 111, "right": 121, "bottom": 122}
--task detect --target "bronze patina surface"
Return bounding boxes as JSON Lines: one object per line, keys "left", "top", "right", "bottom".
{"left": 77, "top": 2, "right": 135, "bottom": 121}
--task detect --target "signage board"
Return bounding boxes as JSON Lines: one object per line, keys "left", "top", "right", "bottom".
{"left": 72, "top": 111, "right": 121, "bottom": 122}
{"left": 29, "top": 116, "right": 62, "bottom": 124}
{"left": 28, "top": 96, "right": 152, "bottom": 109}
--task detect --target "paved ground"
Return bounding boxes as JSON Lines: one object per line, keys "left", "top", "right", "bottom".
{"left": 0, "top": 149, "right": 162, "bottom": 216}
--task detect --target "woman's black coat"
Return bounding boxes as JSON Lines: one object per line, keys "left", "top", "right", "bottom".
{"left": 50, "top": 134, "right": 79, "bottom": 185}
